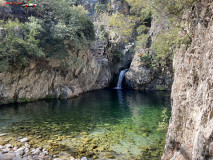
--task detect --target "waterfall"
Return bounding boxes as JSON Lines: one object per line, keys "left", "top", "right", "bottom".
{"left": 115, "top": 69, "right": 128, "bottom": 89}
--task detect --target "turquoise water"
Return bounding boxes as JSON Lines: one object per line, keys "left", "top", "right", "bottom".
{"left": 0, "top": 89, "right": 171, "bottom": 159}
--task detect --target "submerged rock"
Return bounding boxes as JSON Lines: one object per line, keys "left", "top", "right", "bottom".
{"left": 5, "top": 144, "right": 13, "bottom": 148}
{"left": 12, "top": 157, "right": 22, "bottom": 160}
{"left": 2, "top": 148, "right": 10, "bottom": 153}
{"left": 0, "top": 134, "right": 7, "bottom": 137}
{"left": 0, "top": 153, "right": 15, "bottom": 160}
{"left": 104, "top": 154, "right": 115, "bottom": 159}
{"left": 19, "top": 138, "right": 29, "bottom": 143}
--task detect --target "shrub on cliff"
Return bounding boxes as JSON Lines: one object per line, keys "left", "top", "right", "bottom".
{"left": 125, "top": 0, "right": 196, "bottom": 70}
{"left": 0, "top": 18, "right": 44, "bottom": 71}
{"left": 0, "top": 0, "right": 95, "bottom": 71}
{"left": 36, "top": 1, "right": 95, "bottom": 48}
{"left": 100, "top": 12, "right": 137, "bottom": 42}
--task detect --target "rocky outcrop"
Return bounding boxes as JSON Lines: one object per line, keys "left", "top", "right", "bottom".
{"left": 0, "top": 45, "right": 112, "bottom": 104}
{"left": 162, "top": 1, "right": 213, "bottom": 160}
{"left": 0, "top": 0, "right": 116, "bottom": 105}
{"left": 125, "top": 16, "right": 173, "bottom": 90}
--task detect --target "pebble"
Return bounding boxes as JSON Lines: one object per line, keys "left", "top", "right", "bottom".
{"left": 16, "top": 147, "right": 25, "bottom": 152}
{"left": 5, "top": 144, "right": 13, "bottom": 148}
{"left": 13, "top": 147, "right": 18, "bottom": 151}
{"left": 43, "top": 151, "right": 48, "bottom": 155}
{"left": 15, "top": 150, "right": 24, "bottom": 157}
{"left": 0, "top": 153, "right": 15, "bottom": 160}
{"left": 2, "top": 148, "right": 10, "bottom": 153}
{"left": 24, "top": 143, "right": 30, "bottom": 149}
{"left": 12, "top": 157, "right": 22, "bottom": 160}
{"left": 0, "top": 133, "right": 7, "bottom": 137}
{"left": 24, "top": 148, "right": 29, "bottom": 153}
{"left": 0, "top": 135, "right": 96, "bottom": 160}
{"left": 32, "top": 148, "right": 40, "bottom": 155}
{"left": 23, "top": 153, "right": 28, "bottom": 157}
{"left": 105, "top": 154, "right": 115, "bottom": 159}
{"left": 19, "top": 138, "right": 29, "bottom": 143}
{"left": 0, "top": 145, "right": 4, "bottom": 149}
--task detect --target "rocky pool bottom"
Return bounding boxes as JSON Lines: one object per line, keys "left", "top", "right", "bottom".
{"left": 0, "top": 89, "right": 171, "bottom": 160}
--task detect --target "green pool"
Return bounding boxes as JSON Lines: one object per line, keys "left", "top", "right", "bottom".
{"left": 0, "top": 89, "right": 171, "bottom": 159}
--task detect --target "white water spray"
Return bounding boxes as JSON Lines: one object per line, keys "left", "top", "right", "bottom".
{"left": 114, "top": 69, "right": 128, "bottom": 89}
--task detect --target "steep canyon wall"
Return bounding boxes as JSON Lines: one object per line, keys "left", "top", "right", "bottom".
{"left": 163, "top": 1, "right": 213, "bottom": 159}
{"left": 0, "top": 47, "right": 112, "bottom": 104}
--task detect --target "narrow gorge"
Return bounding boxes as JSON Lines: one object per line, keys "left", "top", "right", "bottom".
{"left": 0, "top": 0, "right": 212, "bottom": 160}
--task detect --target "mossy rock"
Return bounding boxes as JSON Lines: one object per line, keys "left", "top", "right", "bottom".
{"left": 96, "top": 146, "right": 105, "bottom": 152}
{"left": 155, "top": 85, "right": 166, "bottom": 91}
{"left": 80, "top": 132, "right": 88, "bottom": 135}
{"left": 105, "top": 154, "right": 115, "bottom": 159}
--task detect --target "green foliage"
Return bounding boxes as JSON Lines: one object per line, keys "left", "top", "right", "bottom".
{"left": 137, "top": 25, "right": 148, "bottom": 34}
{"left": 126, "top": 0, "right": 198, "bottom": 17}
{"left": 94, "top": 3, "right": 106, "bottom": 13}
{"left": 37, "top": 2, "right": 95, "bottom": 47}
{"left": 97, "top": 25, "right": 107, "bottom": 40}
{"left": 151, "top": 27, "right": 191, "bottom": 67}
{"left": 125, "top": 0, "right": 151, "bottom": 20}
{"left": 136, "top": 34, "right": 150, "bottom": 50}
{"left": 0, "top": 0, "right": 95, "bottom": 71}
{"left": 162, "top": 0, "right": 199, "bottom": 16}
{"left": 104, "top": 0, "right": 195, "bottom": 68}
{"left": 0, "top": 18, "right": 44, "bottom": 71}
{"left": 157, "top": 108, "right": 169, "bottom": 131}
{"left": 106, "top": 13, "right": 137, "bottom": 41}
{"left": 155, "top": 85, "right": 166, "bottom": 91}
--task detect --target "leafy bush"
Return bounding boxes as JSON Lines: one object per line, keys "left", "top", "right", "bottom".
{"left": 125, "top": 0, "right": 151, "bottom": 20}
{"left": 36, "top": 1, "right": 95, "bottom": 47}
{"left": 94, "top": 3, "right": 106, "bottom": 13}
{"left": 137, "top": 25, "right": 148, "bottom": 34}
{"left": 0, "top": 0, "right": 95, "bottom": 71}
{"left": 136, "top": 34, "right": 150, "bottom": 50}
{"left": 0, "top": 18, "right": 44, "bottom": 71}
{"left": 97, "top": 25, "right": 107, "bottom": 40}
{"left": 107, "top": 13, "right": 137, "bottom": 41}
{"left": 124, "top": 0, "right": 195, "bottom": 69}
{"left": 152, "top": 27, "right": 191, "bottom": 67}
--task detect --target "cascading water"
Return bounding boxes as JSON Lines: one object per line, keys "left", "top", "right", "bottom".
{"left": 114, "top": 69, "right": 128, "bottom": 89}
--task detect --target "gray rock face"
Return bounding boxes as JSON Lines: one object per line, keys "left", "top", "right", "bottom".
{"left": 125, "top": 52, "right": 153, "bottom": 89}
{"left": 0, "top": 45, "right": 112, "bottom": 105}
{"left": 162, "top": 1, "right": 213, "bottom": 160}
{"left": 125, "top": 52, "right": 173, "bottom": 90}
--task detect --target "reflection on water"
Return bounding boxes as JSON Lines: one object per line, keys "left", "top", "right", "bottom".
{"left": 0, "top": 89, "right": 171, "bottom": 159}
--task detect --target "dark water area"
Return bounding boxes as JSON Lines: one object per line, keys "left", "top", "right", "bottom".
{"left": 0, "top": 89, "right": 171, "bottom": 159}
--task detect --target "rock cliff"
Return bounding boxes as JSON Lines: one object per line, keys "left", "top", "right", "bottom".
{"left": 162, "top": 1, "right": 213, "bottom": 159}
{"left": 125, "top": 17, "right": 173, "bottom": 90}
{"left": 0, "top": 0, "right": 116, "bottom": 105}
{"left": 0, "top": 45, "right": 112, "bottom": 104}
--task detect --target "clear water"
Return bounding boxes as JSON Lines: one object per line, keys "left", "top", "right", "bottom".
{"left": 0, "top": 89, "right": 171, "bottom": 160}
